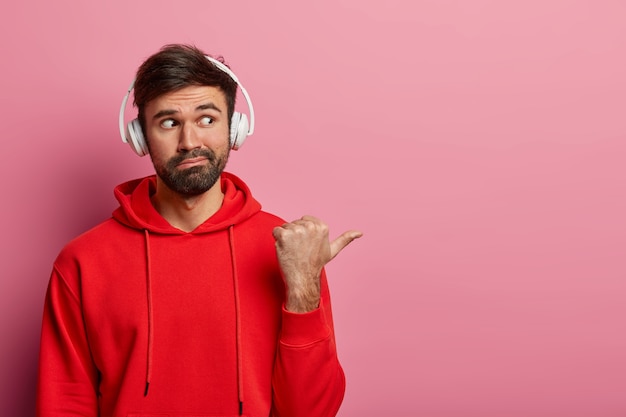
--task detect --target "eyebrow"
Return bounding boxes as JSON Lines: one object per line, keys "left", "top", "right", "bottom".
{"left": 152, "top": 103, "right": 222, "bottom": 120}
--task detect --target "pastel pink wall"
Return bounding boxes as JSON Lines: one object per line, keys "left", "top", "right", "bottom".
{"left": 1, "top": 1, "right": 625, "bottom": 416}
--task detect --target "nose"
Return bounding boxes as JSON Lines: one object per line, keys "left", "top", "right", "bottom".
{"left": 178, "top": 122, "right": 202, "bottom": 151}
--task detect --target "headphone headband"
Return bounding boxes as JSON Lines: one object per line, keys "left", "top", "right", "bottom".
{"left": 119, "top": 55, "right": 255, "bottom": 156}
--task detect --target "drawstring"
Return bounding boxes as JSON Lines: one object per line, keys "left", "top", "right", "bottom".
{"left": 228, "top": 225, "right": 244, "bottom": 415}
{"left": 144, "top": 229, "right": 154, "bottom": 396}
{"left": 141, "top": 226, "right": 243, "bottom": 414}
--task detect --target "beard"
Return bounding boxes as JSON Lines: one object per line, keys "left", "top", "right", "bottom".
{"left": 152, "top": 148, "right": 229, "bottom": 197}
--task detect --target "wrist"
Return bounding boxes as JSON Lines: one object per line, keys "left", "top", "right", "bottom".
{"left": 285, "top": 281, "right": 320, "bottom": 313}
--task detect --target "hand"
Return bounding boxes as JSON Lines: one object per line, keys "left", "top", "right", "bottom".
{"left": 272, "top": 215, "right": 362, "bottom": 313}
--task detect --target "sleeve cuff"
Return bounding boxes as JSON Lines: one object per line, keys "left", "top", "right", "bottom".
{"left": 280, "top": 298, "right": 331, "bottom": 347}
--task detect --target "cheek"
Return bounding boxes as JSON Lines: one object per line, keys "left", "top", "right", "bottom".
{"left": 202, "top": 126, "right": 231, "bottom": 148}
{"left": 146, "top": 142, "right": 173, "bottom": 166}
{"left": 146, "top": 130, "right": 177, "bottom": 153}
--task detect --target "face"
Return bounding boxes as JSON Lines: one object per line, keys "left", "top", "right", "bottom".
{"left": 144, "top": 85, "right": 231, "bottom": 197}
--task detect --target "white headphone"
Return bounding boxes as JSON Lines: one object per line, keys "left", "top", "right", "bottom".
{"left": 119, "top": 55, "right": 255, "bottom": 156}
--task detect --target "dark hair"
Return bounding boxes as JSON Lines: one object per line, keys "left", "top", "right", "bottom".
{"left": 133, "top": 44, "right": 237, "bottom": 133}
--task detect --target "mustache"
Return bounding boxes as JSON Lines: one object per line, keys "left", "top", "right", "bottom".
{"left": 168, "top": 149, "right": 216, "bottom": 167}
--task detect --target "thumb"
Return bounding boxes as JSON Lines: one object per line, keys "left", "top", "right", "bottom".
{"left": 329, "top": 230, "right": 363, "bottom": 260}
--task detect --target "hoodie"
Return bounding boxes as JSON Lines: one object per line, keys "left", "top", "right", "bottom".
{"left": 37, "top": 172, "right": 345, "bottom": 417}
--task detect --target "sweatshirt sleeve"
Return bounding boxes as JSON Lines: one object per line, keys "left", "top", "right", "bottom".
{"left": 271, "top": 269, "right": 346, "bottom": 417}
{"left": 36, "top": 265, "right": 99, "bottom": 417}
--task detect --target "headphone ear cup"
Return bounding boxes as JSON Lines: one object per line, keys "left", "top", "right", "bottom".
{"left": 230, "top": 112, "right": 249, "bottom": 150}
{"left": 126, "top": 119, "right": 149, "bottom": 157}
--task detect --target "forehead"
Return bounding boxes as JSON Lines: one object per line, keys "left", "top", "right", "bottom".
{"left": 145, "top": 85, "right": 227, "bottom": 115}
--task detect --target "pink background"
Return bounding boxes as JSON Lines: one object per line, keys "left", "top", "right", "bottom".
{"left": 1, "top": 1, "right": 625, "bottom": 416}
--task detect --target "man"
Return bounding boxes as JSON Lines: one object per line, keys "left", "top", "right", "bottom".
{"left": 37, "top": 44, "right": 361, "bottom": 417}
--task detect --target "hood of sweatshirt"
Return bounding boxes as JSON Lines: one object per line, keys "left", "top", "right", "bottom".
{"left": 112, "top": 171, "right": 262, "bottom": 234}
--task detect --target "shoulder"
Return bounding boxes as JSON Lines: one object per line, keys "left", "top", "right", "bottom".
{"left": 238, "top": 210, "right": 286, "bottom": 232}
{"left": 257, "top": 210, "right": 286, "bottom": 225}
{"left": 229, "top": 211, "right": 285, "bottom": 250}
{"left": 55, "top": 218, "right": 136, "bottom": 267}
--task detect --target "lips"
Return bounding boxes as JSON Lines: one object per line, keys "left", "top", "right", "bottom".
{"left": 177, "top": 157, "right": 208, "bottom": 168}
{"left": 168, "top": 149, "right": 216, "bottom": 171}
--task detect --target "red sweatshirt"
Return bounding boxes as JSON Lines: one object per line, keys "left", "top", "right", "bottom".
{"left": 37, "top": 172, "right": 345, "bottom": 417}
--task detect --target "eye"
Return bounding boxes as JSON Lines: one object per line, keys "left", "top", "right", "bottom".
{"left": 160, "top": 119, "right": 177, "bottom": 129}
{"left": 199, "top": 116, "right": 214, "bottom": 126}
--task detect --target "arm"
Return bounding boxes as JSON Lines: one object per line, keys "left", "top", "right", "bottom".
{"left": 272, "top": 269, "right": 345, "bottom": 417}
{"left": 36, "top": 266, "right": 99, "bottom": 417}
{"left": 271, "top": 216, "right": 361, "bottom": 416}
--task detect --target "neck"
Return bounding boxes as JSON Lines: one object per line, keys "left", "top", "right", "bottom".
{"left": 151, "top": 177, "right": 225, "bottom": 232}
